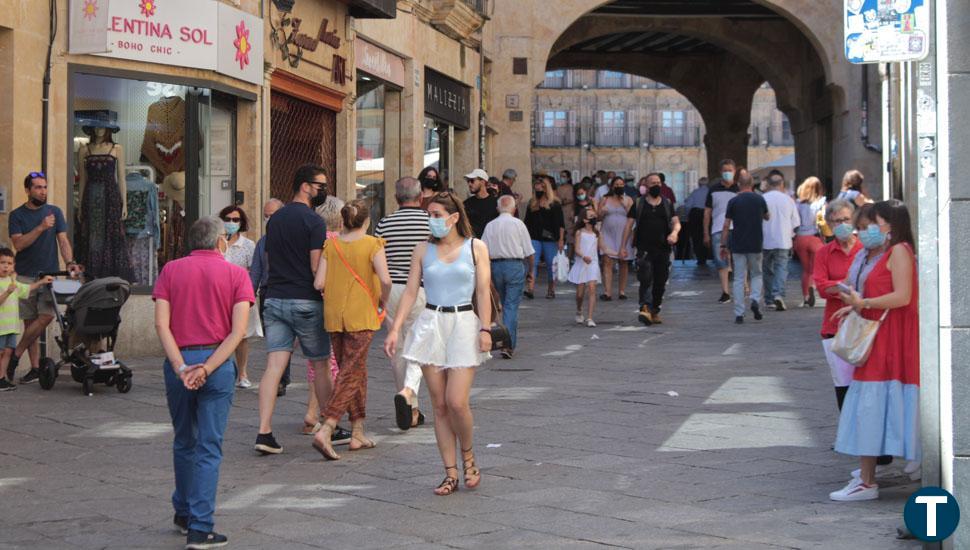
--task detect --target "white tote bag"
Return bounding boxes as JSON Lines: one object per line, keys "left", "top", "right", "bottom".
{"left": 830, "top": 309, "right": 889, "bottom": 366}
{"left": 554, "top": 251, "right": 570, "bottom": 283}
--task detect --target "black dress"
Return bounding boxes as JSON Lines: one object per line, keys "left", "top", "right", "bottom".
{"left": 76, "top": 145, "right": 133, "bottom": 281}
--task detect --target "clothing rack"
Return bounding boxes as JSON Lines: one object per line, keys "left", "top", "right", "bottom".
{"left": 125, "top": 164, "right": 156, "bottom": 183}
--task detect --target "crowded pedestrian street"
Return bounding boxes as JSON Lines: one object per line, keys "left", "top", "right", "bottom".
{"left": 0, "top": 265, "right": 920, "bottom": 549}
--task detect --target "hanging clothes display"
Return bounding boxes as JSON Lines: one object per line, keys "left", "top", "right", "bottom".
{"left": 76, "top": 144, "right": 133, "bottom": 281}
{"left": 124, "top": 171, "right": 161, "bottom": 285}
{"left": 164, "top": 200, "right": 187, "bottom": 262}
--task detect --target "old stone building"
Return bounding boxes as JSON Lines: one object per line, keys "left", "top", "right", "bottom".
{"left": 531, "top": 69, "right": 794, "bottom": 199}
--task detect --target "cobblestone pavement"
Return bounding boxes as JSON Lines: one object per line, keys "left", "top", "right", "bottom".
{"left": 0, "top": 262, "right": 920, "bottom": 549}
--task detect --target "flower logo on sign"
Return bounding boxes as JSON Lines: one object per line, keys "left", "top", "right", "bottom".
{"left": 233, "top": 21, "right": 252, "bottom": 70}
{"left": 139, "top": 0, "right": 157, "bottom": 18}
{"left": 82, "top": 0, "right": 98, "bottom": 20}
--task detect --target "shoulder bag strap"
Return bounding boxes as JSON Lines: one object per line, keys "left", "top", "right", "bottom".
{"left": 330, "top": 239, "right": 386, "bottom": 323}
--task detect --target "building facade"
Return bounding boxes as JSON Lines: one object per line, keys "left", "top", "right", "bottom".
{"left": 531, "top": 69, "right": 794, "bottom": 199}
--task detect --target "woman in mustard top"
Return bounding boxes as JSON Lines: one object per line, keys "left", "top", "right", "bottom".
{"left": 311, "top": 200, "right": 392, "bottom": 460}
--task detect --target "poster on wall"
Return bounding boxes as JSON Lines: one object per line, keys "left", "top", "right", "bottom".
{"left": 69, "top": 0, "right": 111, "bottom": 54}
{"left": 844, "top": 0, "right": 929, "bottom": 64}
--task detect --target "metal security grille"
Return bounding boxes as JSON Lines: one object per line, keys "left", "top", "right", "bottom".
{"left": 270, "top": 91, "right": 337, "bottom": 199}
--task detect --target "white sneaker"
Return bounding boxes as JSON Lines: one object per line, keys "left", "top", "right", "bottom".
{"left": 904, "top": 460, "right": 922, "bottom": 480}
{"left": 850, "top": 464, "right": 892, "bottom": 480}
{"left": 829, "top": 479, "right": 879, "bottom": 501}
{"left": 237, "top": 378, "right": 252, "bottom": 389}
{"left": 585, "top": 319, "right": 596, "bottom": 327}
{"left": 575, "top": 313, "right": 584, "bottom": 324}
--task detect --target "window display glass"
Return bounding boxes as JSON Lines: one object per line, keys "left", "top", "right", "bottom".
{"left": 71, "top": 73, "right": 234, "bottom": 288}
{"left": 355, "top": 83, "right": 385, "bottom": 228}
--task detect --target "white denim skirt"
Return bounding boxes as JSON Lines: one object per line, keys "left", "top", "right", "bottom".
{"left": 402, "top": 308, "right": 490, "bottom": 369}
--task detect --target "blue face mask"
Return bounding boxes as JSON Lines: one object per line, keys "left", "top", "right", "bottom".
{"left": 833, "top": 223, "right": 854, "bottom": 241}
{"left": 429, "top": 217, "right": 451, "bottom": 238}
{"left": 858, "top": 225, "right": 887, "bottom": 250}
{"left": 722, "top": 171, "right": 735, "bottom": 183}
{"left": 224, "top": 222, "right": 241, "bottom": 236}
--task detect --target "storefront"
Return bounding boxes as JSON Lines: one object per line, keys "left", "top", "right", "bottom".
{"left": 424, "top": 68, "right": 472, "bottom": 189}
{"left": 354, "top": 38, "right": 407, "bottom": 225}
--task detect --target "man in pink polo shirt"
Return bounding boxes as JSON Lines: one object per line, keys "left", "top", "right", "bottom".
{"left": 153, "top": 216, "right": 254, "bottom": 549}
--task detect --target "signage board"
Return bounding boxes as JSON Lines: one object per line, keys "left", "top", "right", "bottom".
{"left": 845, "top": 0, "right": 929, "bottom": 64}
{"left": 355, "top": 39, "right": 406, "bottom": 88}
{"left": 425, "top": 68, "right": 471, "bottom": 130}
{"left": 69, "top": 0, "right": 264, "bottom": 85}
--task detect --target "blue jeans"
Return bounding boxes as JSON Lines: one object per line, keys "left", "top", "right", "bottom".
{"left": 263, "top": 298, "right": 330, "bottom": 360}
{"left": 762, "top": 248, "right": 791, "bottom": 302}
{"left": 711, "top": 232, "right": 730, "bottom": 270}
{"left": 531, "top": 240, "right": 559, "bottom": 282}
{"left": 164, "top": 350, "right": 236, "bottom": 533}
{"left": 491, "top": 259, "right": 526, "bottom": 350}
{"left": 732, "top": 252, "right": 763, "bottom": 317}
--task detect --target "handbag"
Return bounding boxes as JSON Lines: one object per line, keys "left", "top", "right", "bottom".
{"left": 554, "top": 251, "right": 570, "bottom": 283}
{"left": 330, "top": 239, "right": 387, "bottom": 324}
{"left": 830, "top": 309, "right": 889, "bottom": 366}
{"left": 470, "top": 239, "right": 512, "bottom": 351}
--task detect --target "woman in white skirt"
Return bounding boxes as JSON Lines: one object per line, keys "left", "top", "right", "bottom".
{"left": 384, "top": 191, "right": 492, "bottom": 496}
{"left": 219, "top": 205, "right": 262, "bottom": 389}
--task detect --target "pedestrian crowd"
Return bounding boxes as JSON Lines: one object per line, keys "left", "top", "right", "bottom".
{"left": 0, "top": 157, "right": 921, "bottom": 546}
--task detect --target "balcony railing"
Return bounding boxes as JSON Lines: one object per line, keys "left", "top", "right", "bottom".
{"left": 650, "top": 126, "right": 701, "bottom": 147}
{"left": 533, "top": 127, "right": 581, "bottom": 147}
{"left": 594, "top": 125, "right": 638, "bottom": 147}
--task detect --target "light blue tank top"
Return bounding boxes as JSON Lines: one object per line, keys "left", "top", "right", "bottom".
{"left": 422, "top": 239, "right": 476, "bottom": 307}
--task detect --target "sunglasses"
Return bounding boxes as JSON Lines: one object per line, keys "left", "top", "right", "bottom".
{"left": 224, "top": 217, "right": 242, "bottom": 222}
{"left": 28, "top": 171, "right": 45, "bottom": 179}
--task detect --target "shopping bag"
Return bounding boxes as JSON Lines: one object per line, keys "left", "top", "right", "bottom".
{"left": 554, "top": 251, "right": 570, "bottom": 283}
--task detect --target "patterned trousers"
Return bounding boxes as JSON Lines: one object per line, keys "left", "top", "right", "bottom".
{"left": 323, "top": 331, "right": 375, "bottom": 421}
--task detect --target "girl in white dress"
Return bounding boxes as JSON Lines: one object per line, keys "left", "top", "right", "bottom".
{"left": 568, "top": 207, "right": 603, "bottom": 327}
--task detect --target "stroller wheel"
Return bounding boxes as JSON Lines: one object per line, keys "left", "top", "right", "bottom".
{"left": 82, "top": 378, "right": 94, "bottom": 396}
{"left": 38, "top": 358, "right": 56, "bottom": 390}
{"left": 116, "top": 375, "right": 132, "bottom": 394}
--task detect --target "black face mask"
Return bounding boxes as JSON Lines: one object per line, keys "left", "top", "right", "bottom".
{"left": 648, "top": 186, "right": 662, "bottom": 198}
{"left": 535, "top": 190, "right": 545, "bottom": 198}
{"left": 29, "top": 197, "right": 46, "bottom": 207}
{"left": 421, "top": 177, "right": 439, "bottom": 191}
{"left": 613, "top": 187, "right": 625, "bottom": 196}
{"left": 310, "top": 187, "right": 328, "bottom": 208}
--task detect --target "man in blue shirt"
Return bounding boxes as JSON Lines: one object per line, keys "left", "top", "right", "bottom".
{"left": 720, "top": 169, "right": 770, "bottom": 324}
{"left": 6, "top": 173, "right": 81, "bottom": 384}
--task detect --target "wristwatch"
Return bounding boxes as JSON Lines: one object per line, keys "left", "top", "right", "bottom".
{"left": 176, "top": 364, "right": 190, "bottom": 374}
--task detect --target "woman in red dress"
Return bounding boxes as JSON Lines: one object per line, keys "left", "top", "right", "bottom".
{"left": 829, "top": 199, "right": 919, "bottom": 502}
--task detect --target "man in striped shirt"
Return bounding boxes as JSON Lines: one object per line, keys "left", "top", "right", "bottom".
{"left": 374, "top": 177, "right": 431, "bottom": 431}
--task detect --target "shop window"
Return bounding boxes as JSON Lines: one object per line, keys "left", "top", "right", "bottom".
{"left": 71, "top": 73, "right": 236, "bottom": 288}
{"left": 356, "top": 85, "right": 386, "bottom": 228}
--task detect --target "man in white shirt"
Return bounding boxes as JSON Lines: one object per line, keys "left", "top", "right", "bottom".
{"left": 482, "top": 195, "right": 535, "bottom": 359}
{"left": 761, "top": 173, "right": 801, "bottom": 311}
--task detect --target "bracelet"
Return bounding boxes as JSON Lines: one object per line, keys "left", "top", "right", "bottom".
{"left": 176, "top": 364, "right": 189, "bottom": 374}
{"left": 479, "top": 328, "right": 491, "bottom": 334}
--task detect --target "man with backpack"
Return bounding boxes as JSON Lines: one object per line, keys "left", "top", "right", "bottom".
{"left": 621, "top": 173, "right": 681, "bottom": 326}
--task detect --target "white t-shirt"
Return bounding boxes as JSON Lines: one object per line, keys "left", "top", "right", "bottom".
{"left": 762, "top": 190, "right": 800, "bottom": 250}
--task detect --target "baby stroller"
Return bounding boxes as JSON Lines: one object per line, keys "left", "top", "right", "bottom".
{"left": 37, "top": 272, "right": 133, "bottom": 396}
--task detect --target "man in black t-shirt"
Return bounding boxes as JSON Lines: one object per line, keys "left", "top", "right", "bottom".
{"left": 621, "top": 173, "right": 681, "bottom": 326}
{"left": 720, "top": 169, "right": 770, "bottom": 324}
{"left": 463, "top": 169, "right": 499, "bottom": 238}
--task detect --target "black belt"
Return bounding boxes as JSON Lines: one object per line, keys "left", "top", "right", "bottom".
{"left": 426, "top": 303, "right": 473, "bottom": 313}
{"left": 180, "top": 344, "right": 220, "bottom": 351}
{"left": 491, "top": 258, "right": 524, "bottom": 262}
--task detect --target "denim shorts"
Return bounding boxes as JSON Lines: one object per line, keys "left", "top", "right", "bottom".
{"left": 0, "top": 333, "right": 17, "bottom": 349}
{"left": 711, "top": 232, "right": 730, "bottom": 270}
{"left": 262, "top": 298, "right": 330, "bottom": 360}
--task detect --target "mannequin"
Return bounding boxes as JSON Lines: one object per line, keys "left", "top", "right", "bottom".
{"left": 79, "top": 127, "right": 127, "bottom": 220}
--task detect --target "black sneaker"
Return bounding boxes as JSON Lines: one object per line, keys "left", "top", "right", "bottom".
{"left": 718, "top": 292, "right": 731, "bottom": 304}
{"left": 277, "top": 384, "right": 287, "bottom": 397}
{"left": 500, "top": 349, "right": 513, "bottom": 359}
{"left": 5, "top": 353, "right": 18, "bottom": 381}
{"left": 735, "top": 315, "right": 744, "bottom": 324}
{"left": 774, "top": 298, "right": 787, "bottom": 312}
{"left": 0, "top": 379, "right": 16, "bottom": 391}
{"left": 254, "top": 432, "right": 283, "bottom": 455}
{"left": 174, "top": 514, "right": 189, "bottom": 535}
{"left": 19, "top": 368, "right": 40, "bottom": 384}
{"left": 185, "top": 529, "right": 228, "bottom": 549}
{"left": 332, "top": 426, "right": 352, "bottom": 446}
{"left": 752, "top": 301, "right": 763, "bottom": 321}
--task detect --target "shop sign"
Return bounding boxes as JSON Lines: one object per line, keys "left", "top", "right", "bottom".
{"left": 355, "top": 39, "right": 406, "bottom": 88}
{"left": 424, "top": 68, "right": 471, "bottom": 130}
{"left": 844, "top": 0, "right": 929, "bottom": 64}
{"left": 68, "top": 0, "right": 264, "bottom": 85}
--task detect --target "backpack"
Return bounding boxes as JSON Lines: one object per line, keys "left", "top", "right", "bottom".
{"left": 633, "top": 197, "right": 675, "bottom": 249}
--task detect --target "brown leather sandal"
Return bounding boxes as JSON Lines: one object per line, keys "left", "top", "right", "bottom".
{"left": 462, "top": 447, "right": 481, "bottom": 489}
{"left": 434, "top": 466, "right": 460, "bottom": 496}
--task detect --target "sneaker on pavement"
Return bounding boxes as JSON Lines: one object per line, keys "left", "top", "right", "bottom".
{"left": 236, "top": 378, "right": 252, "bottom": 389}
{"left": 650, "top": 310, "right": 663, "bottom": 324}
{"left": 500, "top": 348, "right": 513, "bottom": 360}
{"left": 254, "top": 432, "right": 283, "bottom": 455}
{"left": 0, "top": 379, "right": 16, "bottom": 391}
{"left": 19, "top": 368, "right": 40, "bottom": 385}
{"left": 850, "top": 465, "right": 893, "bottom": 480}
{"left": 174, "top": 514, "right": 189, "bottom": 535}
{"left": 5, "top": 354, "right": 18, "bottom": 381}
{"left": 718, "top": 292, "right": 731, "bottom": 304}
{"left": 751, "top": 301, "right": 763, "bottom": 321}
{"left": 575, "top": 313, "right": 584, "bottom": 324}
{"left": 735, "top": 315, "right": 744, "bottom": 324}
{"left": 774, "top": 298, "right": 787, "bottom": 311}
{"left": 638, "top": 306, "right": 653, "bottom": 326}
{"left": 585, "top": 319, "right": 597, "bottom": 328}
{"left": 185, "top": 529, "right": 228, "bottom": 549}
{"left": 904, "top": 459, "right": 922, "bottom": 480}
{"left": 829, "top": 479, "right": 879, "bottom": 501}
{"left": 332, "top": 426, "right": 352, "bottom": 445}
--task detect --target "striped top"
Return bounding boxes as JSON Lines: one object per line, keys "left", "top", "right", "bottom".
{"left": 374, "top": 207, "right": 431, "bottom": 285}
{"left": 0, "top": 276, "right": 30, "bottom": 336}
